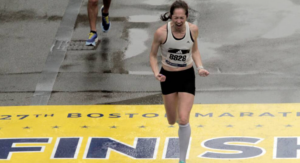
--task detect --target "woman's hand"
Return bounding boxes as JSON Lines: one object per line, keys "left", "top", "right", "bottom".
{"left": 198, "top": 69, "right": 209, "bottom": 77}
{"left": 155, "top": 74, "right": 166, "bottom": 82}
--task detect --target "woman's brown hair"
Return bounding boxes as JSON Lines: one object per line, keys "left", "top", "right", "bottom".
{"left": 161, "top": 0, "right": 189, "bottom": 21}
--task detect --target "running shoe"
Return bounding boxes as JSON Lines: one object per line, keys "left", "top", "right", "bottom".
{"left": 85, "top": 32, "right": 98, "bottom": 46}
{"left": 101, "top": 5, "right": 111, "bottom": 32}
{"left": 179, "top": 161, "right": 185, "bottom": 163}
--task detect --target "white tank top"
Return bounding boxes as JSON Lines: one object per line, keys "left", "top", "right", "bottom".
{"left": 160, "top": 21, "right": 194, "bottom": 68}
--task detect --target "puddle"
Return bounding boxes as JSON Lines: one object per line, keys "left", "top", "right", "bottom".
{"left": 262, "top": 13, "right": 300, "bottom": 38}
{"left": 198, "top": 38, "right": 222, "bottom": 60}
{"left": 124, "top": 29, "right": 149, "bottom": 59}
{"left": 128, "top": 71, "right": 153, "bottom": 75}
{"left": 143, "top": 0, "right": 168, "bottom": 5}
{"left": 219, "top": 0, "right": 300, "bottom": 39}
{"left": 128, "top": 15, "right": 160, "bottom": 23}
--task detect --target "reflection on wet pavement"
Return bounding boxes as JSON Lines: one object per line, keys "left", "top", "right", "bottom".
{"left": 128, "top": 71, "right": 153, "bottom": 75}
{"left": 124, "top": 29, "right": 148, "bottom": 60}
{"left": 262, "top": 14, "right": 300, "bottom": 39}
{"left": 143, "top": 0, "right": 169, "bottom": 5}
{"left": 128, "top": 15, "right": 159, "bottom": 22}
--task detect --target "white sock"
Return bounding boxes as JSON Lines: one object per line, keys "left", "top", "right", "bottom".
{"left": 178, "top": 123, "right": 191, "bottom": 162}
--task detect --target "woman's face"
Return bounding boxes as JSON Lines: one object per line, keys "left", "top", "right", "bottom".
{"left": 171, "top": 8, "right": 187, "bottom": 29}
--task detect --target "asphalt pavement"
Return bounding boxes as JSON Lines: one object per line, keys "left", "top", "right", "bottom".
{"left": 1, "top": 0, "right": 300, "bottom": 105}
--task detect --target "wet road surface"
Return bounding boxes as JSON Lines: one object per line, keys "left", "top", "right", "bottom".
{"left": 1, "top": 0, "right": 300, "bottom": 105}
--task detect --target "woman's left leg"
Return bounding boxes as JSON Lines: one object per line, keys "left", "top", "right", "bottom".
{"left": 177, "top": 92, "right": 194, "bottom": 163}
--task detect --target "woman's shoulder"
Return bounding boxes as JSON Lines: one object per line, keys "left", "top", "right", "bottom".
{"left": 188, "top": 22, "right": 198, "bottom": 33}
{"left": 154, "top": 24, "right": 168, "bottom": 42}
{"left": 188, "top": 22, "right": 199, "bottom": 39}
{"left": 156, "top": 24, "right": 168, "bottom": 35}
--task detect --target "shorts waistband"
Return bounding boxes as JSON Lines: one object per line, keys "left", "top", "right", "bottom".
{"left": 161, "top": 66, "right": 194, "bottom": 73}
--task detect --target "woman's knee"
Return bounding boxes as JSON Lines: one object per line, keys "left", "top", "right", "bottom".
{"left": 178, "top": 116, "right": 189, "bottom": 125}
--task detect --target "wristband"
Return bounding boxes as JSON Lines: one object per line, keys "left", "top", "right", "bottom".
{"left": 197, "top": 66, "right": 204, "bottom": 70}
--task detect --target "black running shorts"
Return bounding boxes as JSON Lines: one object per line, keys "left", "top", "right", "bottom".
{"left": 159, "top": 67, "right": 195, "bottom": 95}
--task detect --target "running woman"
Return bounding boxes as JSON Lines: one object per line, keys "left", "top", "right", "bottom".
{"left": 149, "top": 1, "right": 209, "bottom": 162}
{"left": 86, "top": 0, "right": 111, "bottom": 46}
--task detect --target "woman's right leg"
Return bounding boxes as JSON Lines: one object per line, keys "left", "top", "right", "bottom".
{"left": 163, "top": 92, "right": 178, "bottom": 125}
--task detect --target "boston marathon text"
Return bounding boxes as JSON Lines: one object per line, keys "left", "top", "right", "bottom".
{"left": 2, "top": 112, "right": 300, "bottom": 120}
{"left": 67, "top": 112, "right": 300, "bottom": 118}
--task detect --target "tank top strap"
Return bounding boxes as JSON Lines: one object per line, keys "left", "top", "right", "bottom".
{"left": 167, "top": 21, "right": 172, "bottom": 40}
{"left": 167, "top": 21, "right": 172, "bottom": 33}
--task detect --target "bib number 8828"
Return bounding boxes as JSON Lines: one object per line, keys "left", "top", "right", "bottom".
{"left": 169, "top": 54, "right": 186, "bottom": 61}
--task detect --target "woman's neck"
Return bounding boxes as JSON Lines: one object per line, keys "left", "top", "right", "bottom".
{"left": 171, "top": 22, "right": 186, "bottom": 33}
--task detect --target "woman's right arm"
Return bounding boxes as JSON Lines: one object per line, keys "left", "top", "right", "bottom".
{"left": 149, "top": 29, "right": 162, "bottom": 77}
{"left": 149, "top": 29, "right": 166, "bottom": 82}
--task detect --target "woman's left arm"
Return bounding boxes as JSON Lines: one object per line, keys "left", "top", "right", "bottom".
{"left": 191, "top": 24, "right": 209, "bottom": 77}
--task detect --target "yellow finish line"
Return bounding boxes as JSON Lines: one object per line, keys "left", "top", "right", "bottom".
{"left": 1, "top": 104, "right": 300, "bottom": 162}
